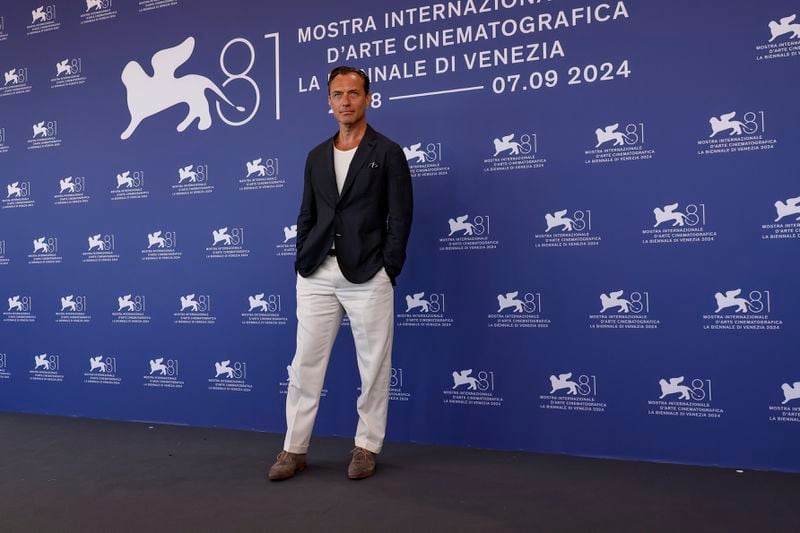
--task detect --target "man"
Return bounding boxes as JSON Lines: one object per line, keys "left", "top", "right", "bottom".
{"left": 269, "top": 66, "right": 413, "bottom": 481}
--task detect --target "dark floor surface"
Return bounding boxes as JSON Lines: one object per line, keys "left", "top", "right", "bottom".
{"left": 0, "top": 412, "right": 797, "bottom": 532}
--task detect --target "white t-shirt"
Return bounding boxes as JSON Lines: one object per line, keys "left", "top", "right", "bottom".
{"left": 333, "top": 145, "right": 357, "bottom": 195}
{"left": 331, "top": 145, "right": 357, "bottom": 251}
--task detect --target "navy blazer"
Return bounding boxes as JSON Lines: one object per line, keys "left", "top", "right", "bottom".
{"left": 294, "top": 125, "right": 413, "bottom": 284}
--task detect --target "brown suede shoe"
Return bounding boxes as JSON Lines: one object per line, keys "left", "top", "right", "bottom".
{"left": 268, "top": 451, "right": 307, "bottom": 481}
{"left": 347, "top": 447, "right": 376, "bottom": 480}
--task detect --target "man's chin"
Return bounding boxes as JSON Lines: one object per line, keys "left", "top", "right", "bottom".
{"left": 336, "top": 116, "right": 360, "bottom": 126}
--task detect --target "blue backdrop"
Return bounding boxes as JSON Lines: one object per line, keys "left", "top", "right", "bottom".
{"left": 1, "top": 0, "right": 799, "bottom": 472}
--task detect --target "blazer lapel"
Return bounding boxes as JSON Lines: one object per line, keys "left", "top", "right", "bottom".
{"left": 337, "top": 125, "right": 377, "bottom": 204}
{"left": 320, "top": 135, "right": 339, "bottom": 205}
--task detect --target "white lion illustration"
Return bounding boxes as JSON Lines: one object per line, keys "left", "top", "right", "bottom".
{"left": 709, "top": 112, "right": 745, "bottom": 138}
{"left": 403, "top": 143, "right": 427, "bottom": 163}
{"left": 600, "top": 290, "right": 630, "bottom": 313}
{"left": 120, "top": 37, "right": 244, "bottom": 140}
{"left": 447, "top": 215, "right": 474, "bottom": 236}
{"left": 659, "top": 377, "right": 691, "bottom": 400}
{"left": 769, "top": 15, "right": 800, "bottom": 42}
{"left": 452, "top": 370, "right": 479, "bottom": 390}
{"left": 550, "top": 373, "right": 578, "bottom": 395}
{"left": 215, "top": 360, "right": 234, "bottom": 378}
{"left": 492, "top": 134, "right": 522, "bottom": 157}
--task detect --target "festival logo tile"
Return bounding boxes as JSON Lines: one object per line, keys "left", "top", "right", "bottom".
{"left": 208, "top": 359, "right": 252, "bottom": 392}
{"left": 483, "top": 132, "right": 546, "bottom": 173}
{"left": 0, "top": 126, "right": 9, "bottom": 153}
{"left": 111, "top": 170, "right": 149, "bottom": 201}
{"left": 402, "top": 140, "right": 450, "bottom": 178}
{"left": 112, "top": 294, "right": 151, "bottom": 324}
{"left": 762, "top": 195, "right": 800, "bottom": 240}
{"left": 0, "top": 15, "right": 8, "bottom": 41}
{"left": 1, "top": 66, "right": 32, "bottom": 97}
{"left": 539, "top": 372, "right": 606, "bottom": 414}
{"left": 240, "top": 157, "right": 285, "bottom": 191}
{"left": 84, "top": 355, "right": 121, "bottom": 386}
{"left": 275, "top": 224, "right": 296, "bottom": 257}
{"left": 357, "top": 367, "right": 410, "bottom": 402}
{"left": 488, "top": 290, "right": 550, "bottom": 329}
{"left": 397, "top": 291, "right": 453, "bottom": 327}
{"left": 205, "top": 226, "right": 250, "bottom": 259}
{"left": 584, "top": 121, "right": 654, "bottom": 164}
{"left": 82, "top": 233, "right": 120, "bottom": 263}
{"left": 0, "top": 239, "right": 8, "bottom": 266}
{"left": 647, "top": 376, "right": 722, "bottom": 419}
{"left": 756, "top": 14, "right": 800, "bottom": 61}
{"left": 27, "top": 120, "right": 62, "bottom": 150}
{"left": 280, "top": 365, "right": 328, "bottom": 398}
{"left": 4, "top": 295, "right": 35, "bottom": 323}
{"left": 3, "top": 180, "right": 34, "bottom": 209}
{"left": 703, "top": 288, "right": 782, "bottom": 331}
{"left": 141, "top": 230, "right": 181, "bottom": 261}
{"left": 0, "top": 353, "right": 10, "bottom": 380}
{"left": 642, "top": 202, "right": 716, "bottom": 245}
{"left": 589, "top": 290, "right": 659, "bottom": 330}
{"left": 27, "top": 5, "right": 61, "bottom": 36}
{"left": 443, "top": 369, "right": 503, "bottom": 407}
{"left": 80, "top": 0, "right": 118, "bottom": 24}
{"left": 143, "top": 357, "right": 183, "bottom": 389}
{"left": 534, "top": 208, "right": 601, "bottom": 248}
{"left": 172, "top": 164, "right": 213, "bottom": 196}
{"left": 29, "top": 353, "right": 64, "bottom": 383}
{"left": 55, "top": 294, "right": 91, "bottom": 324}
{"left": 438, "top": 214, "right": 498, "bottom": 251}
{"left": 241, "top": 293, "right": 287, "bottom": 326}
{"left": 388, "top": 368, "right": 410, "bottom": 402}
{"left": 174, "top": 293, "right": 216, "bottom": 325}
{"left": 50, "top": 57, "right": 87, "bottom": 89}
{"left": 28, "top": 236, "right": 62, "bottom": 265}
{"left": 769, "top": 380, "right": 800, "bottom": 424}
{"left": 139, "top": 0, "right": 179, "bottom": 13}
{"left": 697, "top": 110, "right": 777, "bottom": 156}
{"left": 53, "top": 176, "right": 90, "bottom": 206}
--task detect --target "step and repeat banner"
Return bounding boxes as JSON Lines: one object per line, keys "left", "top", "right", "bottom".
{"left": 0, "top": 0, "right": 798, "bottom": 471}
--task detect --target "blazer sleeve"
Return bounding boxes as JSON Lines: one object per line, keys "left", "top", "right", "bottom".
{"left": 295, "top": 154, "right": 316, "bottom": 253}
{"left": 382, "top": 143, "right": 413, "bottom": 280}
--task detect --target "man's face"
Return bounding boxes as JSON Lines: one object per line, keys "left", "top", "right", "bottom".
{"left": 328, "top": 73, "right": 370, "bottom": 127}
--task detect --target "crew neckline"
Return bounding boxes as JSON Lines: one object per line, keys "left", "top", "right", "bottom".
{"left": 334, "top": 145, "right": 358, "bottom": 153}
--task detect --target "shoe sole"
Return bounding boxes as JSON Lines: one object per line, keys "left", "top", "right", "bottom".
{"left": 347, "top": 468, "right": 375, "bottom": 480}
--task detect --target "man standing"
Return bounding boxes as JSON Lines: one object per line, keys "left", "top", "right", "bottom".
{"left": 269, "top": 66, "right": 413, "bottom": 481}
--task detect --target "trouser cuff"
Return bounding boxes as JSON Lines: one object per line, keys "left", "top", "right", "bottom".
{"left": 354, "top": 438, "right": 382, "bottom": 454}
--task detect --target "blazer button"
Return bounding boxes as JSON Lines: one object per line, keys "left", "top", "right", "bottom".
{"left": 335, "top": 233, "right": 342, "bottom": 237}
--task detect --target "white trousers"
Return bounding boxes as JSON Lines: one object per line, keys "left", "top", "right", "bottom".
{"left": 284, "top": 255, "right": 394, "bottom": 454}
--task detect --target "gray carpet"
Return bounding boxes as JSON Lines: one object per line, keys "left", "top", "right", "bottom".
{"left": 0, "top": 412, "right": 796, "bottom": 532}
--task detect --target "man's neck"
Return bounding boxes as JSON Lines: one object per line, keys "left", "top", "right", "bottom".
{"left": 335, "top": 121, "right": 367, "bottom": 151}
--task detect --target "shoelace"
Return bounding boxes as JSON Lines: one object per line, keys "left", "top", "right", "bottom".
{"left": 276, "top": 451, "right": 294, "bottom": 462}
{"left": 350, "top": 447, "right": 371, "bottom": 463}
